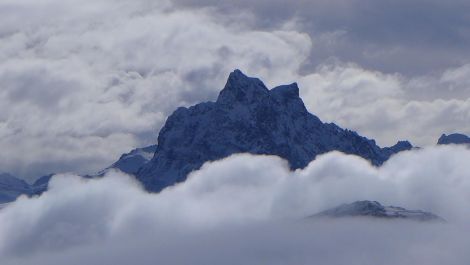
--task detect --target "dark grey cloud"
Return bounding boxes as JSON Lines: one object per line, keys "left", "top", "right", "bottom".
{"left": 175, "top": 0, "right": 470, "bottom": 75}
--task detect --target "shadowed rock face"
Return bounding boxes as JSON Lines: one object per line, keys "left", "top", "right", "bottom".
{"left": 311, "top": 200, "right": 444, "bottom": 222}
{"left": 438, "top": 133, "right": 470, "bottom": 145}
{"left": 0, "top": 173, "right": 31, "bottom": 203}
{"left": 136, "top": 70, "right": 412, "bottom": 192}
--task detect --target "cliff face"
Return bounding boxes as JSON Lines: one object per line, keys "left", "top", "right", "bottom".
{"left": 136, "top": 70, "right": 411, "bottom": 192}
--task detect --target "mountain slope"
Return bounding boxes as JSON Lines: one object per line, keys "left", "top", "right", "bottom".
{"left": 105, "top": 145, "right": 157, "bottom": 175}
{"left": 137, "top": 70, "right": 412, "bottom": 192}
{"left": 437, "top": 133, "right": 470, "bottom": 145}
{"left": 30, "top": 174, "right": 54, "bottom": 196}
{"left": 311, "top": 200, "right": 444, "bottom": 222}
{"left": 0, "top": 173, "right": 32, "bottom": 203}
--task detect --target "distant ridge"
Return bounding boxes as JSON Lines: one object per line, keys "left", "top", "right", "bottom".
{"left": 437, "top": 133, "right": 470, "bottom": 145}
{"left": 101, "top": 145, "right": 157, "bottom": 176}
{"left": 0, "top": 173, "right": 51, "bottom": 203}
{"left": 310, "top": 200, "right": 444, "bottom": 222}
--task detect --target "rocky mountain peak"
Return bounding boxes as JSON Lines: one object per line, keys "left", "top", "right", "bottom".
{"left": 437, "top": 133, "right": 470, "bottom": 145}
{"left": 136, "top": 70, "right": 412, "bottom": 192}
{"left": 271, "top": 83, "right": 300, "bottom": 99}
{"left": 216, "top": 69, "right": 269, "bottom": 105}
{"left": 311, "top": 200, "right": 444, "bottom": 222}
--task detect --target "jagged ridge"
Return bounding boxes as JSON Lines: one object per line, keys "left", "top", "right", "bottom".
{"left": 311, "top": 200, "right": 444, "bottom": 222}
{"left": 438, "top": 133, "right": 470, "bottom": 145}
{"left": 0, "top": 173, "right": 50, "bottom": 203}
{"left": 136, "top": 70, "right": 412, "bottom": 192}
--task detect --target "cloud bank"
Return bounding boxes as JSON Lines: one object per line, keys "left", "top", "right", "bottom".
{"left": 1, "top": 147, "right": 470, "bottom": 264}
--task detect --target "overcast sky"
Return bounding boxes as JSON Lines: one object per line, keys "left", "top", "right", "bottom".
{"left": 1, "top": 0, "right": 470, "bottom": 178}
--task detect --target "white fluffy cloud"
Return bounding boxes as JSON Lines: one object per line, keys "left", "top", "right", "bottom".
{"left": 0, "top": 0, "right": 310, "bottom": 178}
{"left": 299, "top": 62, "right": 470, "bottom": 146}
{"left": 1, "top": 147, "right": 470, "bottom": 264}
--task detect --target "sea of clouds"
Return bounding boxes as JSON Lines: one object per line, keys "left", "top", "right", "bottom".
{"left": 1, "top": 146, "right": 470, "bottom": 265}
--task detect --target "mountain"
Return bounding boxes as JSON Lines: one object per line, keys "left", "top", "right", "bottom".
{"left": 381, "top": 140, "right": 413, "bottom": 156}
{"left": 0, "top": 173, "right": 32, "bottom": 203}
{"left": 0, "top": 172, "right": 53, "bottom": 204}
{"left": 136, "top": 70, "right": 412, "bottom": 192}
{"left": 437, "top": 133, "right": 470, "bottom": 145}
{"left": 30, "top": 174, "right": 54, "bottom": 196}
{"left": 311, "top": 200, "right": 444, "bottom": 222}
{"left": 105, "top": 145, "right": 157, "bottom": 175}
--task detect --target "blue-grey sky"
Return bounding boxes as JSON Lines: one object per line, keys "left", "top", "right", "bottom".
{"left": 0, "top": 0, "right": 469, "bottom": 179}
{"left": 176, "top": 0, "right": 470, "bottom": 75}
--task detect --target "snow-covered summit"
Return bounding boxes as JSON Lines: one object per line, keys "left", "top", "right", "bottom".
{"left": 216, "top": 69, "right": 270, "bottom": 105}
{"left": 106, "top": 145, "right": 157, "bottom": 175}
{"left": 136, "top": 70, "right": 412, "bottom": 192}
{"left": 311, "top": 200, "right": 444, "bottom": 222}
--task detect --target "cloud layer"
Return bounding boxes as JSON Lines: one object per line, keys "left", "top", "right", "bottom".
{"left": 1, "top": 147, "right": 470, "bottom": 264}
